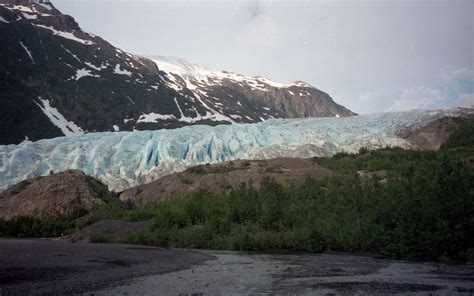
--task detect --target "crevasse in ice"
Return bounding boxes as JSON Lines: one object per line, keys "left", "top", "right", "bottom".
{"left": 0, "top": 108, "right": 470, "bottom": 191}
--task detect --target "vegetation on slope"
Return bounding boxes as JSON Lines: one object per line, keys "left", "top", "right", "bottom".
{"left": 440, "top": 119, "right": 474, "bottom": 149}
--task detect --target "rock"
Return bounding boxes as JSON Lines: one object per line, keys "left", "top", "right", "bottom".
{"left": 0, "top": 170, "right": 115, "bottom": 219}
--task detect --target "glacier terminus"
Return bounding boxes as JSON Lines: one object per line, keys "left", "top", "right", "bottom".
{"left": 0, "top": 108, "right": 472, "bottom": 192}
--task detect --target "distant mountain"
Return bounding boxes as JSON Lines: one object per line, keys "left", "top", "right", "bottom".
{"left": 150, "top": 56, "right": 355, "bottom": 123}
{"left": 0, "top": 0, "right": 355, "bottom": 144}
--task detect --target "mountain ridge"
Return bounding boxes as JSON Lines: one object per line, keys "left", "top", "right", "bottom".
{"left": 0, "top": 0, "right": 355, "bottom": 145}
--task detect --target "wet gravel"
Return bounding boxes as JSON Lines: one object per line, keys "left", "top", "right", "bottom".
{"left": 95, "top": 251, "right": 474, "bottom": 295}
{"left": 0, "top": 239, "right": 213, "bottom": 295}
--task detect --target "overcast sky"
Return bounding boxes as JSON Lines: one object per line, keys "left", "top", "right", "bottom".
{"left": 53, "top": 0, "right": 473, "bottom": 114}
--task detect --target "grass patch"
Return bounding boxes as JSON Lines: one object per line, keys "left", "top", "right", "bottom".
{"left": 179, "top": 176, "right": 193, "bottom": 184}
{"left": 186, "top": 161, "right": 252, "bottom": 175}
{"left": 9, "top": 180, "right": 31, "bottom": 195}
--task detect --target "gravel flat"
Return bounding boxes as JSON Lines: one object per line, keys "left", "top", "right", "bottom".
{"left": 0, "top": 239, "right": 213, "bottom": 295}
{"left": 1, "top": 239, "right": 473, "bottom": 295}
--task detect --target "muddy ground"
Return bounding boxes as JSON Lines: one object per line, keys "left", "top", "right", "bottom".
{"left": 0, "top": 239, "right": 212, "bottom": 295}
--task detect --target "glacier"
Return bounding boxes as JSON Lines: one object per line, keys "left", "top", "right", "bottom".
{"left": 0, "top": 108, "right": 471, "bottom": 192}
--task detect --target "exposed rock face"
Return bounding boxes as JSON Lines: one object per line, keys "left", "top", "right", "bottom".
{"left": 0, "top": 170, "right": 114, "bottom": 219}
{"left": 0, "top": 0, "right": 41, "bottom": 5}
{"left": 400, "top": 117, "right": 470, "bottom": 150}
{"left": 119, "top": 158, "right": 331, "bottom": 206}
{"left": 0, "top": 2, "right": 355, "bottom": 145}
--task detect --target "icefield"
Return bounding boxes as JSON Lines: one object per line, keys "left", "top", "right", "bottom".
{"left": 0, "top": 108, "right": 471, "bottom": 192}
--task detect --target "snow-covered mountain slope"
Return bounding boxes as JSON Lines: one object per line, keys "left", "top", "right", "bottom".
{"left": 1, "top": 108, "right": 471, "bottom": 192}
{"left": 0, "top": 1, "right": 354, "bottom": 145}
{"left": 151, "top": 56, "right": 355, "bottom": 123}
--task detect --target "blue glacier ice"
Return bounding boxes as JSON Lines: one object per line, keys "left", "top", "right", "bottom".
{"left": 0, "top": 108, "right": 471, "bottom": 191}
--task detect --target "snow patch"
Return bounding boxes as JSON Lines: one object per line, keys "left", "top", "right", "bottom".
{"left": 6, "top": 5, "right": 34, "bottom": 13}
{"left": 34, "top": 98, "right": 84, "bottom": 136}
{"left": 38, "top": 2, "right": 54, "bottom": 11}
{"left": 61, "top": 45, "right": 82, "bottom": 63}
{"left": 114, "top": 64, "right": 132, "bottom": 76}
{"left": 34, "top": 24, "right": 95, "bottom": 45}
{"left": 72, "top": 68, "right": 99, "bottom": 80}
{"left": 138, "top": 113, "right": 177, "bottom": 123}
{"left": 113, "top": 125, "right": 120, "bottom": 132}
{"left": 21, "top": 12, "right": 37, "bottom": 19}
{"left": 85, "top": 62, "right": 107, "bottom": 71}
{"left": 126, "top": 96, "right": 135, "bottom": 105}
{"left": 71, "top": 68, "right": 100, "bottom": 81}
{"left": 0, "top": 16, "right": 10, "bottom": 23}
{"left": 19, "top": 41, "right": 34, "bottom": 64}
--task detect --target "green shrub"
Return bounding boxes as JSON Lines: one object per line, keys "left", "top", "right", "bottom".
{"left": 0, "top": 216, "right": 75, "bottom": 237}
{"left": 10, "top": 180, "right": 30, "bottom": 195}
{"left": 441, "top": 119, "right": 474, "bottom": 149}
{"left": 179, "top": 176, "right": 193, "bottom": 184}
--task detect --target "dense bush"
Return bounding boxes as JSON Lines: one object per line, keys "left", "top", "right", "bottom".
{"left": 440, "top": 119, "right": 474, "bottom": 149}
{"left": 112, "top": 147, "right": 474, "bottom": 261}
{"left": 0, "top": 216, "right": 75, "bottom": 237}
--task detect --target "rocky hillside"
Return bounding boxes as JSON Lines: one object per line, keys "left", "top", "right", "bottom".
{"left": 399, "top": 117, "right": 474, "bottom": 150}
{"left": 120, "top": 158, "right": 331, "bottom": 206}
{"left": 0, "top": 0, "right": 355, "bottom": 145}
{"left": 0, "top": 170, "right": 115, "bottom": 219}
